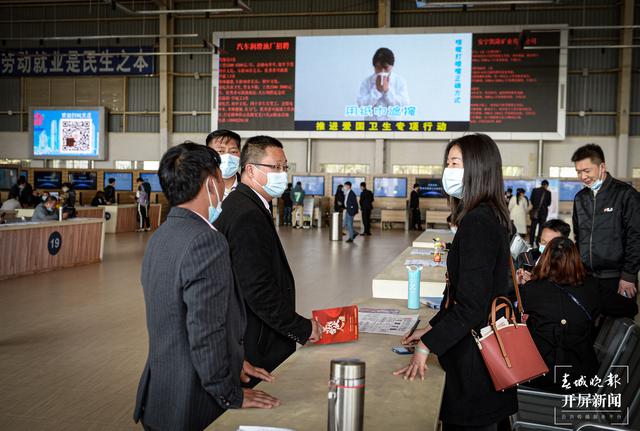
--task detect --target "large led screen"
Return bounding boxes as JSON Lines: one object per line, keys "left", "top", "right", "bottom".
{"left": 291, "top": 175, "right": 325, "bottom": 196}
{"left": 30, "top": 107, "right": 107, "bottom": 160}
{"left": 331, "top": 176, "right": 366, "bottom": 197}
{"left": 374, "top": 177, "right": 407, "bottom": 198}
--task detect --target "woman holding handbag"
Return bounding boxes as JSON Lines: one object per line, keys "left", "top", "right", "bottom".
{"left": 394, "top": 134, "right": 517, "bottom": 431}
{"left": 522, "top": 237, "right": 638, "bottom": 392}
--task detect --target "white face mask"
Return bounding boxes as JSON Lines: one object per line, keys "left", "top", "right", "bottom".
{"left": 253, "top": 167, "right": 288, "bottom": 198}
{"left": 219, "top": 154, "right": 240, "bottom": 179}
{"left": 442, "top": 168, "right": 464, "bottom": 199}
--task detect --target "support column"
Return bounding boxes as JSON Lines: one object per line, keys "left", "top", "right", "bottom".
{"left": 537, "top": 139, "right": 544, "bottom": 178}
{"left": 377, "top": 0, "right": 391, "bottom": 28}
{"left": 158, "top": 4, "right": 174, "bottom": 156}
{"left": 306, "top": 138, "right": 312, "bottom": 173}
{"left": 616, "top": 0, "right": 634, "bottom": 177}
{"left": 374, "top": 139, "right": 386, "bottom": 173}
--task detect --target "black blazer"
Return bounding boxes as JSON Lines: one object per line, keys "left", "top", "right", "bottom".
{"left": 334, "top": 190, "right": 345, "bottom": 212}
{"left": 530, "top": 187, "right": 551, "bottom": 218}
{"left": 215, "top": 183, "right": 312, "bottom": 373}
{"left": 409, "top": 190, "right": 420, "bottom": 209}
{"left": 422, "top": 203, "right": 517, "bottom": 426}
{"left": 345, "top": 189, "right": 359, "bottom": 216}
{"left": 359, "top": 189, "right": 374, "bottom": 211}
{"left": 134, "top": 207, "right": 246, "bottom": 431}
{"left": 522, "top": 276, "right": 637, "bottom": 391}
{"left": 104, "top": 185, "right": 116, "bottom": 204}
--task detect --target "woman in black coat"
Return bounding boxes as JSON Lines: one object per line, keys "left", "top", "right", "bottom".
{"left": 522, "top": 237, "right": 638, "bottom": 392}
{"left": 334, "top": 184, "right": 345, "bottom": 212}
{"left": 395, "top": 134, "right": 517, "bottom": 431}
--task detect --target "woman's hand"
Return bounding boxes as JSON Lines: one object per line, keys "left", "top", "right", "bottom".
{"left": 393, "top": 341, "right": 429, "bottom": 381}
{"left": 401, "top": 325, "right": 430, "bottom": 346}
{"left": 516, "top": 268, "right": 532, "bottom": 285}
{"left": 241, "top": 360, "right": 275, "bottom": 384}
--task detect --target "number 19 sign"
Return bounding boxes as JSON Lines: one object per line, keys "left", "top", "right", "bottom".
{"left": 48, "top": 231, "right": 62, "bottom": 256}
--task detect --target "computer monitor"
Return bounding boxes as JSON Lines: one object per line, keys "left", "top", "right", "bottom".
{"left": 415, "top": 178, "right": 446, "bottom": 198}
{"left": 68, "top": 171, "right": 98, "bottom": 190}
{"left": 291, "top": 175, "right": 325, "bottom": 196}
{"left": 140, "top": 172, "right": 162, "bottom": 193}
{"left": 0, "top": 167, "right": 18, "bottom": 190}
{"left": 331, "top": 176, "right": 366, "bottom": 197}
{"left": 34, "top": 171, "right": 62, "bottom": 190}
{"left": 373, "top": 177, "right": 408, "bottom": 198}
{"left": 103, "top": 172, "right": 133, "bottom": 191}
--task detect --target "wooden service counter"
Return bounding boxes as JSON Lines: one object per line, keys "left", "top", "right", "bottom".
{"left": 101, "top": 204, "right": 161, "bottom": 233}
{"left": 15, "top": 206, "right": 105, "bottom": 219}
{"left": 212, "top": 298, "right": 445, "bottom": 431}
{"left": 0, "top": 218, "right": 104, "bottom": 280}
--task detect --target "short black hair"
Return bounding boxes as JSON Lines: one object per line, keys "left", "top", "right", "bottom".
{"left": 372, "top": 47, "right": 395, "bottom": 67}
{"left": 159, "top": 141, "right": 221, "bottom": 207}
{"left": 541, "top": 180, "right": 549, "bottom": 187}
{"left": 344, "top": 181, "right": 352, "bottom": 187}
{"left": 296, "top": 181, "right": 302, "bottom": 186}
{"left": 506, "top": 188, "right": 513, "bottom": 193}
{"left": 62, "top": 182, "right": 72, "bottom": 189}
{"left": 571, "top": 144, "right": 605, "bottom": 165}
{"left": 414, "top": 183, "right": 420, "bottom": 189}
{"left": 137, "top": 177, "right": 144, "bottom": 182}
{"left": 45, "top": 196, "right": 58, "bottom": 204}
{"left": 240, "top": 135, "right": 283, "bottom": 171}
{"left": 206, "top": 129, "right": 241, "bottom": 150}
{"left": 287, "top": 183, "right": 292, "bottom": 188}
{"left": 108, "top": 178, "right": 116, "bottom": 184}
{"left": 18, "top": 176, "right": 26, "bottom": 185}
{"left": 542, "top": 219, "right": 571, "bottom": 238}
{"left": 360, "top": 182, "right": 367, "bottom": 188}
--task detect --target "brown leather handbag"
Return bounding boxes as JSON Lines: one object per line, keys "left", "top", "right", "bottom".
{"left": 472, "top": 262, "right": 549, "bottom": 391}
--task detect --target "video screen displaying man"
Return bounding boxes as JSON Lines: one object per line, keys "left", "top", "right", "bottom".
{"left": 357, "top": 48, "right": 409, "bottom": 120}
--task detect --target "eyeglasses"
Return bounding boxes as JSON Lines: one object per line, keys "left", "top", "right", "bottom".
{"left": 253, "top": 163, "right": 289, "bottom": 173}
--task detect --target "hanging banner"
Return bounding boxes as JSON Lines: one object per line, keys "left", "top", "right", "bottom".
{"left": 0, "top": 47, "right": 155, "bottom": 76}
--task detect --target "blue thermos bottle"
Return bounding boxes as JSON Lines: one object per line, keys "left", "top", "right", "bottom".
{"left": 406, "top": 265, "right": 422, "bottom": 310}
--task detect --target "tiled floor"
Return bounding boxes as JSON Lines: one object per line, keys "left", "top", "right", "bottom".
{"left": 0, "top": 227, "right": 420, "bottom": 430}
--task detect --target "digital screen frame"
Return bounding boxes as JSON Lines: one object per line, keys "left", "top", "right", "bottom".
{"left": 140, "top": 172, "right": 162, "bottom": 193}
{"left": 373, "top": 177, "right": 408, "bottom": 198}
{"left": 29, "top": 106, "right": 107, "bottom": 160}
{"left": 34, "top": 170, "right": 63, "bottom": 190}
{"left": 212, "top": 25, "right": 568, "bottom": 140}
{"left": 416, "top": 178, "right": 446, "bottom": 198}
{"left": 68, "top": 171, "right": 98, "bottom": 190}
{"left": 331, "top": 176, "right": 366, "bottom": 197}
{"left": 0, "top": 167, "right": 19, "bottom": 191}
{"left": 103, "top": 172, "right": 133, "bottom": 191}
{"left": 291, "top": 175, "right": 325, "bottom": 196}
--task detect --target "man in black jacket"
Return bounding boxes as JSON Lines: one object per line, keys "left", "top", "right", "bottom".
{"left": 572, "top": 144, "right": 640, "bottom": 307}
{"left": 104, "top": 177, "right": 116, "bottom": 204}
{"left": 215, "top": 135, "right": 323, "bottom": 378}
{"left": 359, "top": 182, "right": 374, "bottom": 236}
{"left": 529, "top": 180, "right": 552, "bottom": 246}
{"left": 409, "top": 183, "right": 422, "bottom": 230}
{"left": 343, "top": 181, "right": 359, "bottom": 242}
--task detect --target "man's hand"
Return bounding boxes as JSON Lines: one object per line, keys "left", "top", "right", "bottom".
{"left": 376, "top": 75, "right": 390, "bottom": 93}
{"left": 307, "top": 318, "right": 324, "bottom": 343}
{"left": 516, "top": 268, "right": 532, "bottom": 285}
{"left": 241, "top": 360, "right": 274, "bottom": 384}
{"left": 618, "top": 279, "right": 638, "bottom": 298}
{"left": 241, "top": 388, "right": 280, "bottom": 409}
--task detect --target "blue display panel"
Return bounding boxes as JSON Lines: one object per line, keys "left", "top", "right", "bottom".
{"left": 68, "top": 171, "right": 97, "bottom": 190}
{"left": 559, "top": 181, "right": 584, "bottom": 201}
{"left": 374, "top": 177, "right": 407, "bottom": 198}
{"left": 331, "top": 176, "right": 366, "bottom": 197}
{"left": 0, "top": 167, "right": 18, "bottom": 190}
{"left": 140, "top": 172, "right": 162, "bottom": 193}
{"left": 292, "top": 175, "right": 325, "bottom": 196}
{"left": 416, "top": 178, "right": 446, "bottom": 198}
{"left": 103, "top": 172, "right": 133, "bottom": 191}
{"left": 30, "top": 107, "right": 106, "bottom": 160}
{"left": 34, "top": 171, "right": 62, "bottom": 190}
{"left": 504, "top": 180, "right": 536, "bottom": 198}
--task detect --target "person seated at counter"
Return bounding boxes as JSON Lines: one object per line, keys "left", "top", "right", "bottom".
{"left": 515, "top": 219, "right": 570, "bottom": 285}
{"left": 61, "top": 183, "right": 77, "bottom": 219}
{"left": 522, "top": 237, "right": 638, "bottom": 392}
{"left": 1, "top": 191, "right": 21, "bottom": 211}
{"left": 32, "top": 196, "right": 68, "bottom": 221}
{"left": 91, "top": 191, "right": 107, "bottom": 207}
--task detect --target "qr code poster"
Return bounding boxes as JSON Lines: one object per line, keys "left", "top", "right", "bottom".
{"left": 58, "top": 118, "right": 95, "bottom": 154}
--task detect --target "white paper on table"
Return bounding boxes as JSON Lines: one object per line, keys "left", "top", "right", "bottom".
{"left": 238, "top": 427, "right": 296, "bottom": 431}
{"left": 359, "top": 307, "right": 401, "bottom": 314}
{"left": 358, "top": 312, "right": 419, "bottom": 336}
{"left": 410, "top": 248, "right": 432, "bottom": 256}
{"left": 404, "top": 259, "right": 431, "bottom": 266}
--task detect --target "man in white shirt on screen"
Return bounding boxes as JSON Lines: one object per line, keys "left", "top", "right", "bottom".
{"left": 357, "top": 48, "right": 410, "bottom": 121}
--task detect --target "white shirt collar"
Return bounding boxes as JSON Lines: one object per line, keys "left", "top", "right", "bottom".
{"left": 223, "top": 177, "right": 238, "bottom": 200}
{"left": 251, "top": 187, "right": 271, "bottom": 210}
{"left": 187, "top": 208, "right": 216, "bottom": 230}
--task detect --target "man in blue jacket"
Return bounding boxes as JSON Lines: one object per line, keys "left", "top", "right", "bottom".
{"left": 343, "top": 181, "right": 359, "bottom": 243}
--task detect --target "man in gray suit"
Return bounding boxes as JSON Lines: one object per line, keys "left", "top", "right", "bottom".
{"left": 134, "top": 142, "right": 280, "bottom": 431}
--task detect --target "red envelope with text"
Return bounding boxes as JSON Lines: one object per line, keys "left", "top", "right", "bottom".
{"left": 312, "top": 305, "right": 359, "bottom": 345}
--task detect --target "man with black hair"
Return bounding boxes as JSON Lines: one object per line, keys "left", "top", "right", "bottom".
{"left": 357, "top": 47, "right": 409, "bottom": 120}
{"left": 359, "top": 182, "right": 374, "bottom": 236}
{"left": 134, "top": 142, "right": 279, "bottom": 431}
{"left": 515, "top": 219, "right": 571, "bottom": 285}
{"left": 15, "top": 175, "right": 34, "bottom": 208}
{"left": 32, "top": 196, "right": 65, "bottom": 221}
{"left": 529, "top": 180, "right": 552, "bottom": 246}
{"left": 206, "top": 129, "right": 242, "bottom": 200}
{"left": 343, "top": 181, "right": 359, "bottom": 242}
{"left": 214, "top": 135, "right": 323, "bottom": 378}
{"left": 104, "top": 177, "right": 116, "bottom": 204}
{"left": 410, "top": 183, "right": 422, "bottom": 230}
{"left": 135, "top": 177, "right": 152, "bottom": 232}
{"left": 572, "top": 143, "right": 640, "bottom": 305}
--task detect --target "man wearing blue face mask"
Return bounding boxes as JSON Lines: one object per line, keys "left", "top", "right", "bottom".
{"left": 572, "top": 144, "right": 640, "bottom": 312}
{"left": 214, "top": 135, "right": 323, "bottom": 381}
{"left": 206, "top": 129, "right": 242, "bottom": 200}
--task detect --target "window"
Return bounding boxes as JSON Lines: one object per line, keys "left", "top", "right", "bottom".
{"left": 50, "top": 160, "right": 90, "bottom": 169}
{"left": 142, "top": 161, "right": 160, "bottom": 171}
{"left": 392, "top": 165, "right": 443, "bottom": 175}
{"left": 0, "top": 159, "right": 31, "bottom": 167}
{"left": 549, "top": 166, "right": 578, "bottom": 178}
{"left": 115, "top": 161, "right": 133, "bottom": 170}
{"left": 502, "top": 166, "right": 524, "bottom": 177}
{"left": 320, "top": 163, "right": 369, "bottom": 174}
{"left": 632, "top": 168, "right": 640, "bottom": 178}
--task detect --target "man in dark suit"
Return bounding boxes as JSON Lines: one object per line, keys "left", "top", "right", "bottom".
{"left": 104, "top": 177, "right": 116, "bottom": 204}
{"left": 409, "top": 183, "right": 422, "bottom": 230}
{"left": 529, "top": 180, "right": 552, "bottom": 246}
{"left": 343, "top": 181, "right": 359, "bottom": 242}
{"left": 359, "top": 182, "right": 374, "bottom": 236}
{"left": 215, "top": 135, "right": 323, "bottom": 379}
{"left": 134, "top": 142, "right": 279, "bottom": 431}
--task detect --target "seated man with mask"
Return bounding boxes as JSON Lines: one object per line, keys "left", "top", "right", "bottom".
{"left": 215, "top": 135, "right": 323, "bottom": 382}
{"left": 515, "top": 219, "right": 571, "bottom": 285}
{"left": 32, "top": 196, "right": 67, "bottom": 221}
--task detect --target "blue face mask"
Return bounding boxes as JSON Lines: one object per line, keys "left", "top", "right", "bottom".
{"left": 588, "top": 166, "right": 605, "bottom": 191}
{"left": 254, "top": 167, "right": 288, "bottom": 198}
{"left": 442, "top": 167, "right": 464, "bottom": 199}
{"left": 206, "top": 179, "right": 222, "bottom": 224}
{"left": 539, "top": 244, "right": 546, "bottom": 254}
{"left": 219, "top": 154, "right": 240, "bottom": 179}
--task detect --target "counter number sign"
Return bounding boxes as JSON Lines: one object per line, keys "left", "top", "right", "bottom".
{"left": 48, "top": 231, "right": 62, "bottom": 255}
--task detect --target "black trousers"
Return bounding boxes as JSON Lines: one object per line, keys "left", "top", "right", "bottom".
{"left": 361, "top": 209, "right": 372, "bottom": 234}
{"left": 529, "top": 215, "right": 546, "bottom": 245}
{"left": 411, "top": 208, "right": 422, "bottom": 229}
{"left": 138, "top": 204, "right": 150, "bottom": 229}
{"left": 596, "top": 277, "right": 637, "bottom": 319}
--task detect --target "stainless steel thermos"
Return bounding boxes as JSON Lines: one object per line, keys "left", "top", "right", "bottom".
{"left": 327, "top": 358, "right": 365, "bottom": 431}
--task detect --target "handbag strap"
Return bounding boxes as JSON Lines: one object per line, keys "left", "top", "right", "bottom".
{"left": 551, "top": 282, "right": 593, "bottom": 321}
{"left": 509, "top": 259, "right": 525, "bottom": 318}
